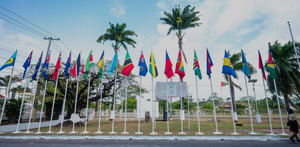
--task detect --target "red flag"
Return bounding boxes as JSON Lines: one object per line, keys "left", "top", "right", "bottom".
{"left": 121, "top": 51, "right": 134, "bottom": 77}
{"left": 52, "top": 53, "right": 61, "bottom": 80}
{"left": 175, "top": 50, "right": 185, "bottom": 80}
{"left": 258, "top": 50, "right": 266, "bottom": 80}
{"left": 164, "top": 51, "right": 174, "bottom": 79}
{"left": 71, "top": 64, "right": 77, "bottom": 77}
{"left": 81, "top": 65, "right": 85, "bottom": 74}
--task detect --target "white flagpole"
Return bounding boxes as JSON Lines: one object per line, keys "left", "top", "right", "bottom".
{"left": 109, "top": 64, "right": 117, "bottom": 134}
{"left": 244, "top": 75, "right": 256, "bottom": 135}
{"left": 48, "top": 69, "right": 60, "bottom": 133}
{"left": 14, "top": 79, "right": 29, "bottom": 133}
{"left": 25, "top": 68, "right": 41, "bottom": 133}
{"left": 36, "top": 79, "right": 48, "bottom": 134}
{"left": 179, "top": 81, "right": 186, "bottom": 135}
{"left": 96, "top": 80, "right": 103, "bottom": 134}
{"left": 195, "top": 76, "right": 203, "bottom": 135}
{"left": 209, "top": 77, "right": 222, "bottom": 134}
{"left": 252, "top": 82, "right": 260, "bottom": 117}
{"left": 261, "top": 72, "right": 274, "bottom": 135}
{"left": 287, "top": 21, "right": 300, "bottom": 69}
{"left": 164, "top": 77, "right": 172, "bottom": 135}
{"left": 70, "top": 76, "right": 79, "bottom": 133}
{"left": 82, "top": 73, "right": 91, "bottom": 134}
{"left": 58, "top": 79, "right": 69, "bottom": 133}
{"left": 122, "top": 76, "right": 129, "bottom": 134}
{"left": 228, "top": 76, "right": 239, "bottom": 135}
{"left": 187, "top": 96, "right": 190, "bottom": 130}
{"left": 273, "top": 79, "right": 288, "bottom": 136}
{"left": 150, "top": 76, "right": 157, "bottom": 135}
{"left": 135, "top": 76, "right": 143, "bottom": 134}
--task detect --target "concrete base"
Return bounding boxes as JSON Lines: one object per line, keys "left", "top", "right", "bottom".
{"left": 195, "top": 132, "right": 204, "bottom": 135}
{"left": 121, "top": 131, "right": 129, "bottom": 135}
{"left": 150, "top": 132, "right": 158, "bottom": 135}
{"left": 164, "top": 132, "right": 173, "bottom": 135}
{"left": 213, "top": 131, "right": 223, "bottom": 135}
{"left": 135, "top": 132, "right": 143, "bottom": 135}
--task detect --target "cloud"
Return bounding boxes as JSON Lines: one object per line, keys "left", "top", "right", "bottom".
{"left": 110, "top": 0, "right": 126, "bottom": 19}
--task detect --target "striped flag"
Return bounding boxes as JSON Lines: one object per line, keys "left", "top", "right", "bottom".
{"left": 258, "top": 50, "right": 266, "bottom": 80}
{"left": 52, "top": 52, "right": 61, "bottom": 80}
{"left": 206, "top": 49, "right": 213, "bottom": 78}
{"left": 222, "top": 50, "right": 236, "bottom": 78}
{"left": 175, "top": 50, "right": 185, "bottom": 80}
{"left": 97, "top": 51, "right": 104, "bottom": 79}
{"left": 71, "top": 53, "right": 81, "bottom": 77}
{"left": 164, "top": 50, "right": 174, "bottom": 79}
{"left": 149, "top": 51, "right": 158, "bottom": 78}
{"left": 121, "top": 50, "right": 134, "bottom": 77}
{"left": 193, "top": 50, "right": 202, "bottom": 80}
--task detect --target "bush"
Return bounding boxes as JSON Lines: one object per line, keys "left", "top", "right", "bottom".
{"left": 5, "top": 99, "right": 22, "bottom": 123}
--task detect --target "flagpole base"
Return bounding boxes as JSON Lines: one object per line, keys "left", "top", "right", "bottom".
{"left": 81, "top": 131, "right": 89, "bottom": 134}
{"left": 135, "top": 132, "right": 143, "bottom": 135}
{"left": 164, "top": 132, "right": 173, "bottom": 135}
{"left": 231, "top": 132, "right": 239, "bottom": 135}
{"left": 69, "top": 131, "right": 77, "bottom": 134}
{"left": 195, "top": 132, "right": 204, "bottom": 135}
{"left": 35, "top": 131, "right": 42, "bottom": 134}
{"left": 121, "top": 131, "right": 129, "bottom": 135}
{"left": 109, "top": 131, "right": 117, "bottom": 134}
{"left": 179, "top": 132, "right": 186, "bottom": 135}
{"left": 95, "top": 131, "right": 103, "bottom": 134}
{"left": 57, "top": 131, "right": 65, "bottom": 134}
{"left": 12, "top": 131, "right": 21, "bottom": 134}
{"left": 213, "top": 131, "right": 223, "bottom": 135}
{"left": 24, "top": 131, "right": 32, "bottom": 134}
{"left": 267, "top": 133, "right": 276, "bottom": 136}
{"left": 47, "top": 131, "right": 53, "bottom": 134}
{"left": 280, "top": 132, "right": 288, "bottom": 136}
{"left": 248, "top": 131, "right": 257, "bottom": 135}
{"left": 150, "top": 132, "right": 157, "bottom": 135}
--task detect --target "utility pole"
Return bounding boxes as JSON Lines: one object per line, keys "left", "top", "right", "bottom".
{"left": 44, "top": 37, "right": 60, "bottom": 56}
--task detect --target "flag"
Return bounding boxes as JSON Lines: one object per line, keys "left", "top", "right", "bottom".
{"left": 83, "top": 51, "right": 93, "bottom": 78}
{"left": 97, "top": 51, "right": 104, "bottom": 79}
{"left": 71, "top": 53, "right": 81, "bottom": 77}
{"left": 52, "top": 52, "right": 61, "bottom": 80}
{"left": 221, "top": 82, "right": 228, "bottom": 87}
{"left": 42, "top": 51, "right": 51, "bottom": 80}
{"left": 149, "top": 51, "right": 158, "bottom": 78}
{"left": 138, "top": 51, "right": 148, "bottom": 76}
{"left": 107, "top": 52, "right": 118, "bottom": 75}
{"left": 222, "top": 50, "right": 236, "bottom": 78}
{"left": 0, "top": 50, "right": 17, "bottom": 71}
{"left": 81, "top": 65, "right": 85, "bottom": 74}
{"left": 164, "top": 50, "right": 174, "bottom": 79}
{"left": 175, "top": 50, "right": 185, "bottom": 80}
{"left": 266, "top": 51, "right": 276, "bottom": 79}
{"left": 121, "top": 50, "right": 134, "bottom": 77}
{"left": 193, "top": 50, "right": 202, "bottom": 80}
{"left": 64, "top": 52, "right": 71, "bottom": 78}
{"left": 241, "top": 50, "right": 251, "bottom": 79}
{"left": 206, "top": 49, "right": 213, "bottom": 78}
{"left": 258, "top": 50, "right": 266, "bottom": 80}
{"left": 32, "top": 52, "right": 43, "bottom": 80}
{"left": 22, "top": 51, "right": 32, "bottom": 79}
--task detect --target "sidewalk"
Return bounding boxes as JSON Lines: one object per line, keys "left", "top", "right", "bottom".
{"left": 0, "top": 120, "right": 60, "bottom": 133}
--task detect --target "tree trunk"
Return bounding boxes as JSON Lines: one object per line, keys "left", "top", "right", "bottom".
{"left": 283, "top": 93, "right": 290, "bottom": 112}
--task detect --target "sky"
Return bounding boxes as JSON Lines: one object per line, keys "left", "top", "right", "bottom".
{"left": 0, "top": 0, "right": 300, "bottom": 102}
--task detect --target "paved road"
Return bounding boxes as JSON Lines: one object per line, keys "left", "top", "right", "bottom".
{"left": 0, "top": 139, "right": 298, "bottom": 147}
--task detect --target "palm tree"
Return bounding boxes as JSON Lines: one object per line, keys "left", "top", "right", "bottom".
{"left": 97, "top": 23, "right": 137, "bottom": 111}
{"left": 224, "top": 51, "right": 256, "bottom": 120}
{"left": 160, "top": 5, "right": 200, "bottom": 63}
{"left": 0, "top": 75, "right": 21, "bottom": 98}
{"left": 267, "top": 41, "right": 300, "bottom": 111}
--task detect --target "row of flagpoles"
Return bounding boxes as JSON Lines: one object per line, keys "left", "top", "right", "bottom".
{"left": 0, "top": 43, "right": 289, "bottom": 135}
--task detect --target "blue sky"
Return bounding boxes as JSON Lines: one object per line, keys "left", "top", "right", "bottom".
{"left": 1, "top": 0, "right": 300, "bottom": 100}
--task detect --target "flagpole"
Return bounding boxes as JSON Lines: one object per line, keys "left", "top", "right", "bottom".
{"left": 228, "top": 76, "right": 239, "bottom": 135}
{"left": 150, "top": 76, "right": 157, "bottom": 135}
{"left": 164, "top": 77, "right": 172, "bottom": 135}
{"left": 135, "top": 76, "right": 143, "bottom": 134}
{"left": 179, "top": 81, "right": 186, "bottom": 135}
{"left": 14, "top": 79, "right": 29, "bottom": 133}
{"left": 95, "top": 80, "right": 103, "bottom": 134}
{"left": 57, "top": 79, "right": 68, "bottom": 133}
{"left": 109, "top": 64, "right": 117, "bottom": 134}
{"left": 36, "top": 79, "right": 48, "bottom": 134}
{"left": 25, "top": 67, "right": 41, "bottom": 133}
{"left": 187, "top": 96, "right": 190, "bottom": 130}
{"left": 82, "top": 73, "right": 90, "bottom": 134}
{"left": 273, "top": 79, "right": 288, "bottom": 136}
{"left": 70, "top": 76, "right": 79, "bottom": 133}
{"left": 261, "top": 71, "right": 274, "bottom": 135}
{"left": 48, "top": 69, "right": 60, "bottom": 133}
{"left": 121, "top": 76, "right": 129, "bottom": 134}
{"left": 195, "top": 76, "right": 203, "bottom": 135}
{"left": 244, "top": 75, "right": 256, "bottom": 135}
{"left": 209, "top": 77, "right": 222, "bottom": 134}
{"left": 287, "top": 21, "right": 300, "bottom": 69}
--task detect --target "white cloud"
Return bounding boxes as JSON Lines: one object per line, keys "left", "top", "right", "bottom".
{"left": 110, "top": 0, "right": 126, "bottom": 19}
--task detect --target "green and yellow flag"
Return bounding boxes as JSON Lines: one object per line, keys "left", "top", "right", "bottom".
{"left": 97, "top": 51, "right": 104, "bottom": 79}
{"left": 266, "top": 51, "right": 276, "bottom": 79}
{"left": 149, "top": 51, "right": 158, "bottom": 78}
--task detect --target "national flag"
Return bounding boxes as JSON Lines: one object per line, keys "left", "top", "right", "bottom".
{"left": 193, "top": 50, "right": 202, "bottom": 80}
{"left": 164, "top": 50, "right": 174, "bottom": 79}
{"left": 22, "top": 51, "right": 32, "bottom": 79}
{"left": 83, "top": 51, "right": 93, "bottom": 78}
{"left": 206, "top": 49, "right": 213, "bottom": 78}
{"left": 241, "top": 50, "right": 251, "bottom": 79}
{"left": 222, "top": 50, "right": 236, "bottom": 78}
{"left": 107, "top": 52, "right": 118, "bottom": 75}
{"left": 149, "top": 51, "right": 158, "bottom": 78}
{"left": 0, "top": 50, "right": 17, "bottom": 71}
{"left": 175, "top": 50, "right": 185, "bottom": 80}
{"left": 64, "top": 52, "right": 71, "bottom": 78}
{"left": 97, "top": 51, "right": 104, "bottom": 79}
{"left": 266, "top": 51, "right": 276, "bottom": 79}
{"left": 52, "top": 52, "right": 61, "bottom": 80}
{"left": 258, "top": 50, "right": 266, "bottom": 80}
{"left": 121, "top": 50, "right": 134, "bottom": 77}
{"left": 81, "top": 65, "right": 85, "bottom": 74}
{"left": 138, "top": 51, "right": 148, "bottom": 76}
{"left": 221, "top": 82, "right": 228, "bottom": 87}
{"left": 71, "top": 53, "right": 81, "bottom": 77}
{"left": 32, "top": 52, "right": 43, "bottom": 80}
{"left": 41, "top": 51, "right": 51, "bottom": 80}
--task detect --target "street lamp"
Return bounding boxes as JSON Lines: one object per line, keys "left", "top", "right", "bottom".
{"left": 248, "top": 79, "right": 262, "bottom": 123}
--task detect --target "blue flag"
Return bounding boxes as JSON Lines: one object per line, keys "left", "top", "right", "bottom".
{"left": 64, "top": 52, "right": 71, "bottom": 78}
{"left": 32, "top": 52, "right": 43, "bottom": 80}
{"left": 222, "top": 50, "right": 236, "bottom": 78}
{"left": 22, "top": 51, "right": 33, "bottom": 79}
{"left": 0, "top": 50, "right": 17, "bottom": 71}
{"left": 107, "top": 52, "right": 118, "bottom": 75}
{"left": 42, "top": 51, "right": 50, "bottom": 80}
{"left": 138, "top": 51, "right": 148, "bottom": 76}
{"left": 241, "top": 50, "right": 251, "bottom": 79}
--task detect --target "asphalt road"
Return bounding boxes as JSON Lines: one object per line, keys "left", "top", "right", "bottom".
{"left": 0, "top": 139, "right": 298, "bottom": 147}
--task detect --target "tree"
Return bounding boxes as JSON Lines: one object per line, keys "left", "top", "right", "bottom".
{"left": 97, "top": 23, "right": 137, "bottom": 111}
{"left": 268, "top": 41, "right": 300, "bottom": 111}
{"left": 223, "top": 51, "right": 256, "bottom": 119}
